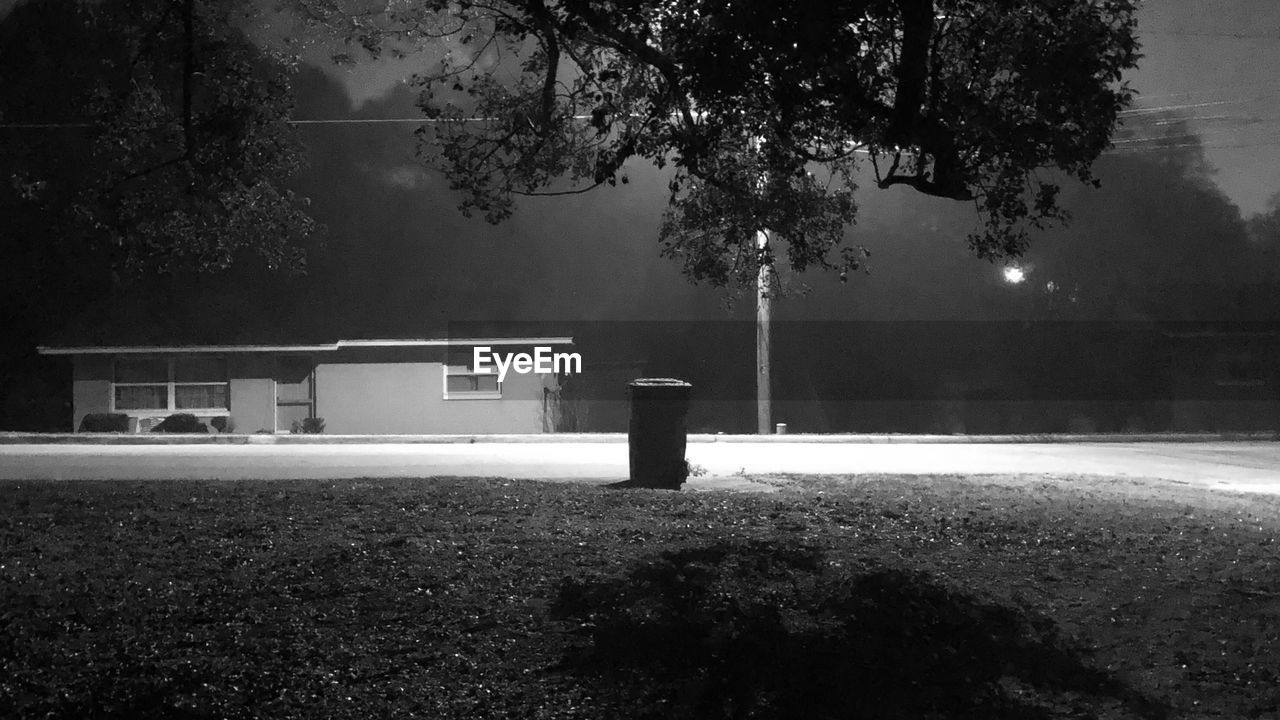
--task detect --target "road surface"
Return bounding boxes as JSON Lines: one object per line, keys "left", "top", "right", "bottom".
{"left": 1, "top": 440, "right": 1278, "bottom": 494}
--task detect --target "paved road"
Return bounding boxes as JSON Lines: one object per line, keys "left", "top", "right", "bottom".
{"left": 1, "top": 441, "right": 1277, "bottom": 494}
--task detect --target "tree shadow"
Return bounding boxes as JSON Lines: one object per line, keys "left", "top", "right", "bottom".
{"left": 550, "top": 540, "right": 1168, "bottom": 720}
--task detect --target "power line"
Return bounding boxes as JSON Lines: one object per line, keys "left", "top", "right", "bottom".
{"left": 1119, "top": 96, "right": 1280, "bottom": 115}
{"left": 1142, "top": 30, "right": 1280, "bottom": 40}
{"left": 10, "top": 120, "right": 1280, "bottom": 154}
{"left": 0, "top": 122, "right": 94, "bottom": 129}
{"left": 7, "top": 108, "right": 1280, "bottom": 130}
{"left": 287, "top": 117, "right": 485, "bottom": 124}
{"left": 12, "top": 104, "right": 1280, "bottom": 152}
{"left": 1114, "top": 117, "right": 1280, "bottom": 142}
{"left": 1110, "top": 137, "right": 1280, "bottom": 153}
{"left": 8, "top": 86, "right": 1280, "bottom": 129}
{"left": 1134, "top": 83, "right": 1280, "bottom": 100}
{"left": 1139, "top": 115, "right": 1237, "bottom": 124}
{"left": 0, "top": 117, "right": 472, "bottom": 129}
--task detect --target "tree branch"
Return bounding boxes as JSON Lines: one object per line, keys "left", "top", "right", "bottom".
{"left": 107, "top": 155, "right": 188, "bottom": 194}
{"left": 126, "top": 0, "right": 180, "bottom": 85}
{"left": 512, "top": 180, "right": 605, "bottom": 196}
{"left": 419, "top": 28, "right": 500, "bottom": 84}
{"left": 877, "top": 164, "right": 972, "bottom": 200}
{"left": 526, "top": 0, "right": 560, "bottom": 132}
{"left": 558, "top": 1, "right": 689, "bottom": 122}
{"left": 888, "top": 0, "right": 934, "bottom": 144}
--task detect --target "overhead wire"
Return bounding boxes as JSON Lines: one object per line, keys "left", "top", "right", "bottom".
{"left": 6, "top": 68, "right": 1280, "bottom": 152}
{"left": 8, "top": 87, "right": 1280, "bottom": 130}
{"left": 1140, "top": 29, "right": 1280, "bottom": 40}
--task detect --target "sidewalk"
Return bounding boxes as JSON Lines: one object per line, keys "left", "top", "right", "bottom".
{"left": 2, "top": 431, "right": 1278, "bottom": 445}
{"left": 2, "top": 437, "right": 1278, "bottom": 492}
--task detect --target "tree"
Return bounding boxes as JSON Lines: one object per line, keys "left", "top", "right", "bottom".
{"left": 1, "top": 0, "right": 316, "bottom": 278}
{"left": 1008, "top": 118, "right": 1269, "bottom": 322}
{"left": 0, "top": 0, "right": 318, "bottom": 428}
{"left": 300, "top": 0, "right": 1140, "bottom": 288}
{"left": 1247, "top": 192, "right": 1280, "bottom": 280}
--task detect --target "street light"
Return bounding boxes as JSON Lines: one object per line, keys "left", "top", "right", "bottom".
{"left": 1003, "top": 265, "right": 1026, "bottom": 284}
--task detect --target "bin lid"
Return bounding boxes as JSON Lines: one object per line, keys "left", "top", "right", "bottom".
{"left": 629, "top": 378, "right": 692, "bottom": 387}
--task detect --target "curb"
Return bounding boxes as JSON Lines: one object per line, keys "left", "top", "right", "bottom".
{"left": 0, "top": 433, "right": 625, "bottom": 445}
{"left": 692, "top": 432, "right": 1280, "bottom": 444}
{"left": 1, "top": 431, "right": 1277, "bottom": 445}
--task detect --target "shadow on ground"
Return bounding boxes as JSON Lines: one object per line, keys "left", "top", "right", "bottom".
{"left": 550, "top": 540, "right": 1168, "bottom": 720}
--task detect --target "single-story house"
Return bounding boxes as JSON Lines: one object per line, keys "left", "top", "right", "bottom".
{"left": 38, "top": 337, "right": 575, "bottom": 434}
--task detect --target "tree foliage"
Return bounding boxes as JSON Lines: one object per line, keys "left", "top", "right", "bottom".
{"left": 0, "top": 0, "right": 315, "bottom": 277}
{"left": 301, "top": 0, "right": 1140, "bottom": 288}
{"left": 1016, "top": 118, "right": 1275, "bottom": 322}
{"left": 1247, "top": 191, "right": 1280, "bottom": 270}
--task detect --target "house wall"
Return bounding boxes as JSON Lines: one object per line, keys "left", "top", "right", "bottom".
{"left": 69, "top": 354, "right": 276, "bottom": 433}
{"left": 227, "top": 356, "right": 276, "bottom": 434}
{"left": 316, "top": 361, "right": 550, "bottom": 434}
{"left": 68, "top": 345, "right": 565, "bottom": 434}
{"left": 227, "top": 378, "right": 274, "bottom": 433}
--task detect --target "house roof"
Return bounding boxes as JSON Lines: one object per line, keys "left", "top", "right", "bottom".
{"left": 36, "top": 337, "right": 575, "bottom": 356}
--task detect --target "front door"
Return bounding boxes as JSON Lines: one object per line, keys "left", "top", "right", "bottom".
{"left": 275, "top": 357, "right": 315, "bottom": 432}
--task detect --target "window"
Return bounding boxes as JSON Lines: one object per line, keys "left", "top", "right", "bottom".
{"left": 443, "top": 364, "right": 501, "bottom": 399}
{"left": 113, "top": 356, "right": 229, "bottom": 411}
{"left": 174, "top": 357, "right": 229, "bottom": 409}
{"left": 114, "top": 358, "right": 168, "bottom": 410}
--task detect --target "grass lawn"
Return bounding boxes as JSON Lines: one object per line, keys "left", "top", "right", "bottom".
{"left": 2, "top": 474, "right": 1278, "bottom": 719}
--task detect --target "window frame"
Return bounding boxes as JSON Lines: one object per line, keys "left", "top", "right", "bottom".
{"left": 442, "top": 363, "right": 502, "bottom": 400}
{"left": 112, "top": 356, "right": 231, "bottom": 414}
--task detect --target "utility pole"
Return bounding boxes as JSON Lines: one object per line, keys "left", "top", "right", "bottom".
{"left": 757, "top": 228, "right": 772, "bottom": 435}
{"left": 748, "top": 132, "right": 773, "bottom": 436}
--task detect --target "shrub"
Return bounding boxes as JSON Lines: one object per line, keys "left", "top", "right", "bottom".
{"left": 209, "top": 416, "right": 234, "bottom": 433}
{"left": 551, "top": 540, "right": 1145, "bottom": 720}
{"left": 77, "top": 413, "right": 129, "bottom": 433}
{"left": 151, "top": 413, "right": 208, "bottom": 433}
{"left": 291, "top": 417, "right": 325, "bottom": 434}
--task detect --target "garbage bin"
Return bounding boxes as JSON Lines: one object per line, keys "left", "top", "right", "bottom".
{"left": 627, "top": 378, "right": 692, "bottom": 489}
